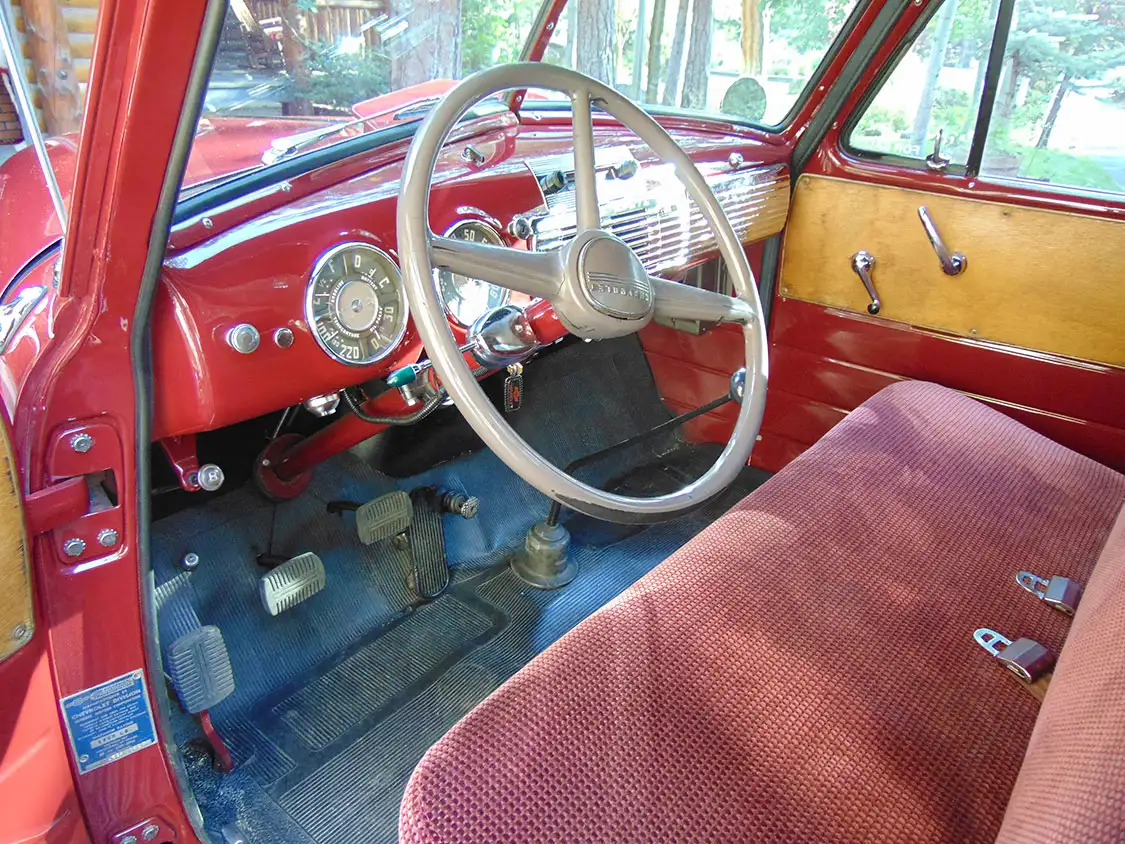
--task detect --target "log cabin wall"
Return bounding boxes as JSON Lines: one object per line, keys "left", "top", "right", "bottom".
{"left": 0, "top": 71, "right": 22, "bottom": 143}
{"left": 8, "top": 0, "right": 94, "bottom": 134}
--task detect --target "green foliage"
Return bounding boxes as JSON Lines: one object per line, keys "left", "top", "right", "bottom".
{"left": 461, "top": 0, "right": 539, "bottom": 73}
{"left": 1008, "top": 0, "right": 1125, "bottom": 87}
{"left": 930, "top": 87, "right": 974, "bottom": 144}
{"left": 298, "top": 47, "right": 391, "bottom": 108}
{"left": 769, "top": 0, "right": 854, "bottom": 54}
{"left": 855, "top": 103, "right": 910, "bottom": 137}
{"left": 1016, "top": 145, "right": 1119, "bottom": 189}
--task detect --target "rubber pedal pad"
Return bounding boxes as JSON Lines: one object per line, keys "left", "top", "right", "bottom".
{"left": 259, "top": 552, "right": 326, "bottom": 616}
{"left": 355, "top": 490, "right": 413, "bottom": 545}
{"left": 167, "top": 625, "right": 236, "bottom": 714}
{"left": 409, "top": 491, "right": 449, "bottom": 599}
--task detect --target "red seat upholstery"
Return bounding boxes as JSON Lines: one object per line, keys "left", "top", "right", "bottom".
{"left": 996, "top": 506, "right": 1125, "bottom": 843}
{"left": 400, "top": 382, "right": 1125, "bottom": 843}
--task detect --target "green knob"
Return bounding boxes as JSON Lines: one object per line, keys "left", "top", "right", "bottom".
{"left": 386, "top": 364, "right": 419, "bottom": 388}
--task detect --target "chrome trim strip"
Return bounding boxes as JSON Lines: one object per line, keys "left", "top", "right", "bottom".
{"left": 0, "top": 285, "right": 46, "bottom": 353}
{"left": 528, "top": 163, "right": 789, "bottom": 274}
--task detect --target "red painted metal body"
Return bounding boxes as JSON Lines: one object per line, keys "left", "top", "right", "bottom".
{"left": 0, "top": 2, "right": 214, "bottom": 843}
{"left": 0, "top": 0, "right": 1121, "bottom": 841}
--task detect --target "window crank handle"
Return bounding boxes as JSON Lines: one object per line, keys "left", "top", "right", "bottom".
{"left": 850, "top": 251, "right": 881, "bottom": 315}
{"left": 918, "top": 206, "right": 967, "bottom": 276}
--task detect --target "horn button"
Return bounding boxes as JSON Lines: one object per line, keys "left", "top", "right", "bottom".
{"left": 578, "top": 234, "right": 653, "bottom": 318}
{"left": 555, "top": 232, "right": 655, "bottom": 340}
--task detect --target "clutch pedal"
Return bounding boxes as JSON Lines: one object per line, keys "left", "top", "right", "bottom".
{"left": 327, "top": 491, "right": 413, "bottom": 545}
{"left": 167, "top": 625, "right": 236, "bottom": 771}
{"left": 259, "top": 552, "right": 325, "bottom": 616}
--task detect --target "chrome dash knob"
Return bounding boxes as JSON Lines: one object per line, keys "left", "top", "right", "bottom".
{"left": 226, "top": 324, "right": 260, "bottom": 354}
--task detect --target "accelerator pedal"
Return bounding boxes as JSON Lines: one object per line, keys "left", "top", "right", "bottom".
{"left": 408, "top": 488, "right": 450, "bottom": 599}
{"left": 259, "top": 552, "right": 325, "bottom": 616}
{"left": 167, "top": 625, "right": 236, "bottom": 771}
{"left": 327, "top": 491, "right": 413, "bottom": 545}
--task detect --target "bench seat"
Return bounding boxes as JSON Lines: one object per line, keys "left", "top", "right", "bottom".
{"left": 400, "top": 382, "right": 1125, "bottom": 843}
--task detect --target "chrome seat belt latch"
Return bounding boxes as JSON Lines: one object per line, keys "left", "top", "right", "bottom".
{"left": 1015, "top": 571, "right": 1082, "bottom": 616}
{"left": 973, "top": 628, "right": 1056, "bottom": 683}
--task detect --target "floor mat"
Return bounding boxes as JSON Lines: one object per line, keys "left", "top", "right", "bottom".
{"left": 152, "top": 336, "right": 766, "bottom": 844}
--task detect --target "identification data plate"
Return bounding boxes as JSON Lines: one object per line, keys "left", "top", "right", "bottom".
{"left": 60, "top": 668, "right": 158, "bottom": 774}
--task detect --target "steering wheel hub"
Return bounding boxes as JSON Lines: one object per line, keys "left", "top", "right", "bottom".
{"left": 576, "top": 234, "right": 653, "bottom": 320}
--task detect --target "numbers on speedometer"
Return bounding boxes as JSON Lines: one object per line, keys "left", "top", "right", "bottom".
{"left": 435, "top": 220, "right": 512, "bottom": 327}
{"left": 305, "top": 242, "right": 408, "bottom": 366}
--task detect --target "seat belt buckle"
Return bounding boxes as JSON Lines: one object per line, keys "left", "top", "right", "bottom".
{"left": 995, "top": 637, "right": 1056, "bottom": 683}
{"left": 1015, "top": 571, "right": 1082, "bottom": 615}
{"left": 973, "top": 628, "right": 1056, "bottom": 683}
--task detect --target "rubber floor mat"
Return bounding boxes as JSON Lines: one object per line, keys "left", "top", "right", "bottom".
{"left": 153, "top": 336, "right": 766, "bottom": 843}
{"left": 181, "top": 446, "right": 767, "bottom": 844}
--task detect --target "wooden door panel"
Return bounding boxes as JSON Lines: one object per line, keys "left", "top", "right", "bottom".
{"left": 0, "top": 412, "right": 31, "bottom": 663}
{"left": 780, "top": 175, "right": 1125, "bottom": 367}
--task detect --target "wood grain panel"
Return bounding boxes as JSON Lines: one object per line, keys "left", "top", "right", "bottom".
{"left": 779, "top": 175, "right": 1125, "bottom": 366}
{"left": 0, "top": 418, "right": 31, "bottom": 663}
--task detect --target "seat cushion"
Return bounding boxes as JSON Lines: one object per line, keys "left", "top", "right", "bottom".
{"left": 996, "top": 505, "right": 1125, "bottom": 843}
{"left": 400, "top": 382, "right": 1125, "bottom": 844}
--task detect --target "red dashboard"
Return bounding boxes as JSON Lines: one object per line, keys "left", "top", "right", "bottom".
{"left": 151, "top": 114, "right": 788, "bottom": 440}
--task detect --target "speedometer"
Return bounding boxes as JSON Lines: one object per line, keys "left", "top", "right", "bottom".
{"left": 305, "top": 242, "right": 408, "bottom": 366}
{"left": 435, "top": 220, "right": 512, "bottom": 326}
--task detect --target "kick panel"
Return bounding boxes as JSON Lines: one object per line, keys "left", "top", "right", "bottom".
{"left": 779, "top": 175, "right": 1125, "bottom": 367}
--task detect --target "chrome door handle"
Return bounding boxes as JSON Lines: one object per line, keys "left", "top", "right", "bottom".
{"left": 850, "top": 251, "right": 881, "bottom": 315}
{"left": 918, "top": 206, "right": 967, "bottom": 275}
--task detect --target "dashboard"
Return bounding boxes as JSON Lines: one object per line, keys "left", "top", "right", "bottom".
{"left": 151, "top": 118, "right": 789, "bottom": 440}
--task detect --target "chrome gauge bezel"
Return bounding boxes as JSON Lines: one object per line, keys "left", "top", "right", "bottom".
{"left": 304, "top": 241, "right": 409, "bottom": 367}
{"left": 436, "top": 220, "right": 512, "bottom": 327}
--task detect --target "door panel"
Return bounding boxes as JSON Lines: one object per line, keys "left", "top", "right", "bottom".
{"left": 760, "top": 296, "right": 1125, "bottom": 473}
{"left": 780, "top": 175, "right": 1125, "bottom": 366}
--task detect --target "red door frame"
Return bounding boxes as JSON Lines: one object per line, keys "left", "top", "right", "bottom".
{"left": 11, "top": 1, "right": 213, "bottom": 842}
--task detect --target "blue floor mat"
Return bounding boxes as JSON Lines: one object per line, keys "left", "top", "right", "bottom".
{"left": 152, "top": 336, "right": 766, "bottom": 844}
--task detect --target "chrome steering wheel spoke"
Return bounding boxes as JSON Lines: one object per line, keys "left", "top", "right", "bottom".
{"left": 569, "top": 88, "right": 601, "bottom": 232}
{"left": 649, "top": 276, "right": 756, "bottom": 325}
{"left": 430, "top": 234, "right": 563, "bottom": 300}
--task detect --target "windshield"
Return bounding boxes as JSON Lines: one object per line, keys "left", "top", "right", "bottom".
{"left": 184, "top": 0, "right": 544, "bottom": 187}
{"left": 183, "top": 0, "right": 865, "bottom": 191}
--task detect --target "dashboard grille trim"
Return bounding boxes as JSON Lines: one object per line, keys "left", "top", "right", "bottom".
{"left": 528, "top": 163, "right": 790, "bottom": 274}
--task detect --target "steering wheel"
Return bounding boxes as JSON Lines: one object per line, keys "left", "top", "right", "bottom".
{"left": 397, "top": 63, "right": 768, "bottom": 523}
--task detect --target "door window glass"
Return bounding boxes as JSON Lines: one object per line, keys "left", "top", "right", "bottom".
{"left": 850, "top": 0, "right": 1002, "bottom": 166}
{"left": 541, "top": 0, "right": 864, "bottom": 127}
{"left": 980, "top": 0, "right": 1125, "bottom": 193}
{"left": 849, "top": 0, "right": 1125, "bottom": 195}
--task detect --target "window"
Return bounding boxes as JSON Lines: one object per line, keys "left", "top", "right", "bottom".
{"left": 981, "top": 0, "right": 1125, "bottom": 192}
{"left": 542, "top": 0, "right": 865, "bottom": 126}
{"left": 185, "top": 0, "right": 543, "bottom": 191}
{"left": 851, "top": 0, "right": 1001, "bottom": 166}
{"left": 850, "top": 0, "right": 1125, "bottom": 195}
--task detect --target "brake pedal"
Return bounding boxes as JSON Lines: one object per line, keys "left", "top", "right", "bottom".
{"left": 259, "top": 552, "right": 325, "bottom": 616}
{"left": 356, "top": 491, "right": 413, "bottom": 544}
{"left": 167, "top": 625, "right": 236, "bottom": 771}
